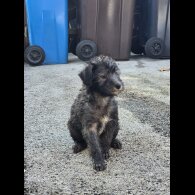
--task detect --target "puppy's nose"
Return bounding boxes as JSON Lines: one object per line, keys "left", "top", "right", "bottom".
{"left": 115, "top": 83, "right": 121, "bottom": 89}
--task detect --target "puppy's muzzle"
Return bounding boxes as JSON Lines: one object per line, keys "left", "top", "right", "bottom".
{"left": 112, "top": 82, "right": 124, "bottom": 94}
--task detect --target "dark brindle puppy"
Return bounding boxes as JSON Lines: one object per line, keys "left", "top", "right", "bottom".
{"left": 67, "top": 55, "right": 124, "bottom": 171}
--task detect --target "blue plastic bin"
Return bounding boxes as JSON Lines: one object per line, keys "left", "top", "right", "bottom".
{"left": 25, "top": 0, "right": 68, "bottom": 64}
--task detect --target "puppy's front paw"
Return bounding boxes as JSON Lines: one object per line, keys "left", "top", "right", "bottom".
{"left": 93, "top": 161, "right": 106, "bottom": 171}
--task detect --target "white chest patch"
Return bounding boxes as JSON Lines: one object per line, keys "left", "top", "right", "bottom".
{"left": 98, "top": 116, "right": 111, "bottom": 135}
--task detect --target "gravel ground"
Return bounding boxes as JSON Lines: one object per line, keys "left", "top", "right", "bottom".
{"left": 24, "top": 54, "right": 170, "bottom": 195}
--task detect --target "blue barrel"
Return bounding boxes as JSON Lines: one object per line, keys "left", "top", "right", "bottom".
{"left": 25, "top": 0, "right": 68, "bottom": 64}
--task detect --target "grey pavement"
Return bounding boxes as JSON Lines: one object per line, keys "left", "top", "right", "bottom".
{"left": 24, "top": 53, "right": 170, "bottom": 195}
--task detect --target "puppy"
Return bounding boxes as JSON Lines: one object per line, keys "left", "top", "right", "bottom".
{"left": 67, "top": 55, "right": 124, "bottom": 171}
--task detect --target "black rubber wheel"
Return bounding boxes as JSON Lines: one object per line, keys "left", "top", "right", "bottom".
{"left": 24, "top": 45, "right": 45, "bottom": 66}
{"left": 76, "top": 40, "right": 97, "bottom": 61}
{"left": 144, "top": 37, "right": 164, "bottom": 59}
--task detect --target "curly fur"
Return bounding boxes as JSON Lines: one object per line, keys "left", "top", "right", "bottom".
{"left": 67, "top": 55, "right": 124, "bottom": 171}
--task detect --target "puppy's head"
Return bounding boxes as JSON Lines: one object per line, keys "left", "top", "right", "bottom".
{"left": 79, "top": 55, "right": 124, "bottom": 96}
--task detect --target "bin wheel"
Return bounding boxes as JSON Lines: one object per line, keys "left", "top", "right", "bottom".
{"left": 24, "top": 45, "right": 45, "bottom": 66}
{"left": 144, "top": 37, "right": 164, "bottom": 58}
{"left": 76, "top": 40, "right": 97, "bottom": 61}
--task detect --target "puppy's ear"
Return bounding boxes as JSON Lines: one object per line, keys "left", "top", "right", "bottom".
{"left": 78, "top": 65, "right": 93, "bottom": 86}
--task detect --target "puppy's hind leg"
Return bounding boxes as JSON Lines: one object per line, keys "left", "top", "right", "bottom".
{"left": 68, "top": 120, "right": 87, "bottom": 153}
{"left": 110, "top": 124, "right": 122, "bottom": 150}
{"left": 72, "top": 143, "right": 87, "bottom": 154}
{"left": 111, "top": 138, "right": 122, "bottom": 149}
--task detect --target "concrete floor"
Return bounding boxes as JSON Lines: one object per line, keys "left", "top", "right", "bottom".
{"left": 24, "top": 54, "right": 170, "bottom": 195}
